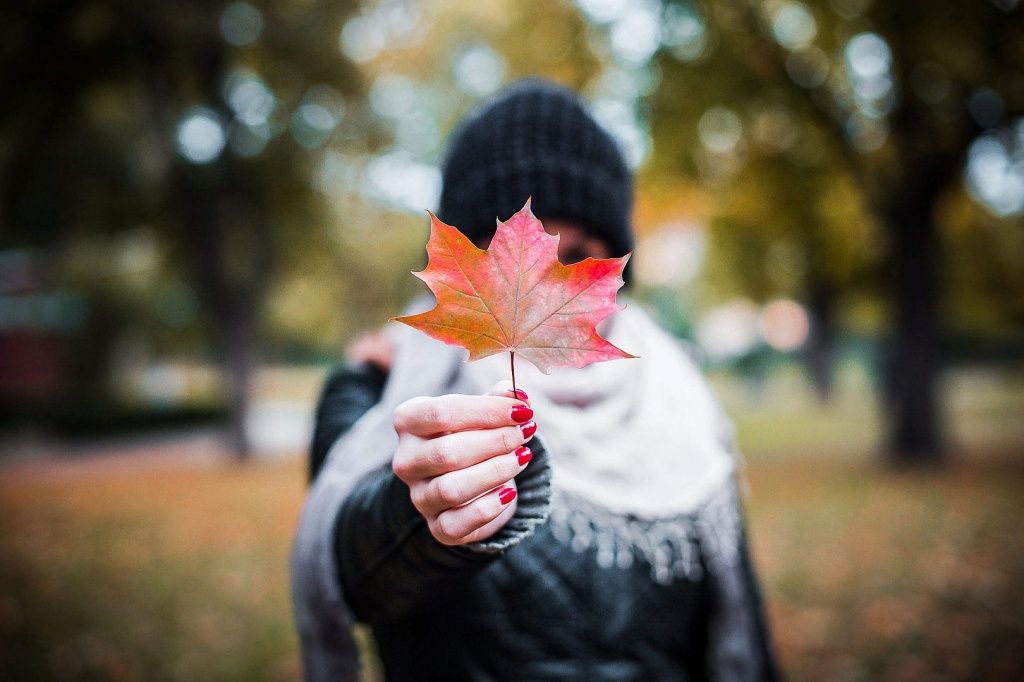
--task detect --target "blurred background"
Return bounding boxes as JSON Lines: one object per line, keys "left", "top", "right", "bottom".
{"left": 1, "top": 0, "right": 1022, "bottom": 679}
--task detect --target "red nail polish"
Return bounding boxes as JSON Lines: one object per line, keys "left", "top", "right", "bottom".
{"left": 520, "top": 421, "right": 537, "bottom": 439}
{"left": 513, "top": 389, "right": 529, "bottom": 401}
{"left": 511, "top": 405, "right": 534, "bottom": 423}
{"left": 498, "top": 487, "right": 517, "bottom": 505}
{"left": 516, "top": 446, "right": 532, "bottom": 465}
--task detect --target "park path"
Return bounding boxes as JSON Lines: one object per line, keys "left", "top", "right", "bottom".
{"left": 0, "top": 405, "right": 309, "bottom": 482}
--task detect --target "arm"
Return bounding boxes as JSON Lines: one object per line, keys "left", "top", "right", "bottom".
{"left": 701, "top": 399, "right": 779, "bottom": 680}
{"left": 294, "top": 360, "right": 549, "bottom": 678}
{"left": 310, "top": 366, "right": 550, "bottom": 621}
{"left": 735, "top": 526, "right": 779, "bottom": 681}
{"left": 310, "top": 328, "right": 395, "bottom": 483}
{"left": 703, "top": 486, "right": 781, "bottom": 682}
{"left": 334, "top": 434, "right": 551, "bottom": 621}
{"left": 309, "top": 363, "right": 388, "bottom": 482}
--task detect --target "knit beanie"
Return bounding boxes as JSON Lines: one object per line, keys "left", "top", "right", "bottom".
{"left": 438, "top": 79, "right": 634, "bottom": 266}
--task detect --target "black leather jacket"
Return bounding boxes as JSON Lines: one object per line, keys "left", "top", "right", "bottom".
{"left": 308, "top": 364, "right": 779, "bottom": 681}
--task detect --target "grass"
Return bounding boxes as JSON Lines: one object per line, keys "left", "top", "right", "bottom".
{"left": 1, "top": 365, "right": 1022, "bottom": 681}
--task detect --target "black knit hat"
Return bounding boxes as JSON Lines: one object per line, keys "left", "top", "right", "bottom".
{"left": 438, "top": 79, "right": 634, "bottom": 265}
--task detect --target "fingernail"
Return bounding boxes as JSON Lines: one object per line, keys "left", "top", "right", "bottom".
{"left": 520, "top": 421, "right": 537, "bottom": 439}
{"left": 511, "top": 405, "right": 534, "bottom": 423}
{"left": 513, "top": 389, "right": 529, "bottom": 401}
{"left": 498, "top": 487, "right": 517, "bottom": 505}
{"left": 515, "top": 446, "right": 532, "bottom": 465}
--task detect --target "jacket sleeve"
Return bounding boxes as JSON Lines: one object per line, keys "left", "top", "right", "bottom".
{"left": 309, "top": 363, "right": 388, "bottom": 483}
{"left": 294, "top": 362, "right": 391, "bottom": 681}
{"left": 737, "top": 525, "right": 780, "bottom": 681}
{"left": 701, "top": 399, "right": 780, "bottom": 681}
{"left": 706, "top": 517, "right": 780, "bottom": 682}
{"left": 698, "top": 480, "right": 780, "bottom": 682}
{"left": 333, "top": 435, "right": 552, "bottom": 622}
{"left": 294, "top": 348, "right": 550, "bottom": 680}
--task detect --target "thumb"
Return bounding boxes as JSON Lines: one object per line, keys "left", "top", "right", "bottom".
{"left": 485, "top": 380, "right": 530, "bottom": 404}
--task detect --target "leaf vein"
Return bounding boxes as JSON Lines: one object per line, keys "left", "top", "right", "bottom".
{"left": 438, "top": 227, "right": 511, "bottom": 344}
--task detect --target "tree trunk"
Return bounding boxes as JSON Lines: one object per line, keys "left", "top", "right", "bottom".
{"left": 883, "top": 195, "right": 943, "bottom": 464}
{"left": 224, "top": 307, "right": 254, "bottom": 460}
{"left": 805, "top": 278, "right": 836, "bottom": 402}
{"left": 148, "top": 18, "right": 269, "bottom": 462}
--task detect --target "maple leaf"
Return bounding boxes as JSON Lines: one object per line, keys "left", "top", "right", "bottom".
{"left": 394, "top": 199, "right": 635, "bottom": 375}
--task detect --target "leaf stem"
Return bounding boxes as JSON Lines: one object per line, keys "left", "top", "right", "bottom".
{"left": 510, "top": 351, "right": 517, "bottom": 396}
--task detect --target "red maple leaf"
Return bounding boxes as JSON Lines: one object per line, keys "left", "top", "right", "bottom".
{"left": 394, "top": 199, "right": 635, "bottom": 377}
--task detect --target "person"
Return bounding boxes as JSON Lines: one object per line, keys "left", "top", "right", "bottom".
{"left": 291, "top": 79, "right": 779, "bottom": 681}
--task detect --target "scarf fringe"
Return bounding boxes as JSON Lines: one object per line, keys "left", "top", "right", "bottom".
{"left": 548, "top": 484, "right": 741, "bottom": 585}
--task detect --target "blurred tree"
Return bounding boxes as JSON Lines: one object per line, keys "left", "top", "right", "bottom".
{"left": 0, "top": 0, "right": 367, "bottom": 457}
{"left": 351, "top": 0, "right": 602, "bottom": 156}
{"left": 646, "top": 0, "right": 1024, "bottom": 463}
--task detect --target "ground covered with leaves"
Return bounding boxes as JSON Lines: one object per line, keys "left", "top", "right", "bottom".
{"left": 1, "top": 367, "right": 1021, "bottom": 681}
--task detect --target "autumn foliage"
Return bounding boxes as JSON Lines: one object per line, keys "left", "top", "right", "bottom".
{"left": 395, "top": 200, "right": 634, "bottom": 374}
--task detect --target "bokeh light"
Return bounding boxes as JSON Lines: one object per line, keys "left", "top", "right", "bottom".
{"left": 635, "top": 224, "right": 707, "bottom": 287}
{"left": 698, "top": 107, "right": 743, "bottom": 154}
{"left": 759, "top": 299, "right": 810, "bottom": 352}
{"left": 453, "top": 44, "right": 506, "bottom": 97}
{"left": 609, "top": 4, "right": 661, "bottom": 67}
{"left": 220, "top": 2, "right": 264, "bottom": 47}
{"left": 224, "top": 71, "right": 276, "bottom": 127}
{"left": 661, "top": 2, "right": 708, "bottom": 62}
{"left": 695, "top": 299, "right": 761, "bottom": 362}
{"left": 770, "top": 1, "right": 818, "bottom": 51}
{"left": 966, "top": 120, "right": 1024, "bottom": 217}
{"left": 290, "top": 84, "right": 346, "bottom": 149}
{"left": 175, "top": 107, "right": 226, "bottom": 164}
{"left": 845, "top": 32, "right": 892, "bottom": 81}
{"left": 369, "top": 73, "right": 416, "bottom": 120}
{"left": 591, "top": 97, "right": 651, "bottom": 169}
{"left": 576, "top": 0, "right": 629, "bottom": 24}
{"left": 753, "top": 108, "right": 800, "bottom": 152}
{"left": 844, "top": 32, "right": 896, "bottom": 120}
{"left": 362, "top": 150, "right": 441, "bottom": 213}
{"left": 340, "top": 15, "right": 386, "bottom": 63}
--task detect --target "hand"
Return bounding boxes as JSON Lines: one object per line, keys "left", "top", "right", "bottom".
{"left": 392, "top": 382, "right": 536, "bottom": 546}
{"left": 346, "top": 329, "right": 394, "bottom": 372}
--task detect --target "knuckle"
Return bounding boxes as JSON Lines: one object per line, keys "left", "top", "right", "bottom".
{"left": 392, "top": 399, "right": 417, "bottom": 432}
{"left": 469, "top": 501, "right": 494, "bottom": 528}
{"left": 428, "top": 520, "right": 454, "bottom": 545}
{"left": 499, "top": 426, "right": 518, "bottom": 453}
{"left": 427, "top": 439, "right": 453, "bottom": 471}
{"left": 435, "top": 513, "right": 464, "bottom": 543}
{"left": 426, "top": 400, "right": 451, "bottom": 430}
{"left": 391, "top": 448, "right": 412, "bottom": 480}
{"left": 432, "top": 476, "right": 463, "bottom": 508}
{"left": 408, "top": 484, "right": 429, "bottom": 513}
{"left": 492, "top": 456, "right": 518, "bottom": 482}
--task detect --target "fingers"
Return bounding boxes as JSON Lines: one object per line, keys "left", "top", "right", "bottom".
{"left": 429, "top": 484, "right": 518, "bottom": 545}
{"left": 486, "top": 380, "right": 530, "bottom": 403}
{"left": 394, "top": 423, "right": 534, "bottom": 481}
{"left": 411, "top": 449, "right": 531, "bottom": 516}
{"left": 393, "top": 392, "right": 531, "bottom": 438}
{"left": 391, "top": 381, "right": 536, "bottom": 547}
